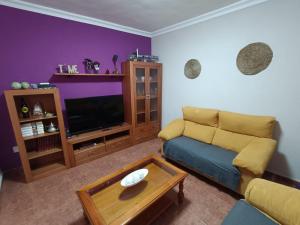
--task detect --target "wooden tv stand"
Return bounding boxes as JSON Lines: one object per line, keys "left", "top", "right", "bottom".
{"left": 67, "top": 123, "right": 132, "bottom": 166}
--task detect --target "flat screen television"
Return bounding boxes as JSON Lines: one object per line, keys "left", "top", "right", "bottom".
{"left": 65, "top": 95, "right": 124, "bottom": 135}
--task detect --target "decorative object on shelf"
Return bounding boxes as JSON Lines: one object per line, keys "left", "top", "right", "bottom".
{"left": 83, "top": 58, "right": 101, "bottom": 74}
{"left": 67, "top": 65, "right": 79, "bottom": 74}
{"left": 184, "top": 59, "right": 201, "bottom": 79}
{"left": 30, "top": 83, "right": 38, "bottom": 89}
{"left": 237, "top": 42, "right": 273, "bottom": 75}
{"left": 37, "top": 82, "right": 56, "bottom": 89}
{"left": 93, "top": 61, "right": 100, "bottom": 73}
{"left": 58, "top": 64, "right": 79, "bottom": 74}
{"left": 21, "top": 82, "right": 30, "bottom": 89}
{"left": 128, "top": 49, "right": 159, "bottom": 62}
{"left": 120, "top": 168, "right": 149, "bottom": 187}
{"left": 32, "top": 121, "right": 44, "bottom": 135}
{"left": 47, "top": 122, "right": 57, "bottom": 133}
{"left": 21, "top": 123, "right": 34, "bottom": 137}
{"left": 32, "top": 102, "right": 43, "bottom": 116}
{"left": 105, "top": 69, "right": 110, "bottom": 74}
{"left": 112, "top": 54, "right": 119, "bottom": 74}
{"left": 83, "top": 58, "right": 94, "bottom": 74}
{"left": 57, "top": 64, "right": 68, "bottom": 73}
{"left": 45, "top": 112, "right": 55, "bottom": 117}
{"left": 11, "top": 82, "right": 22, "bottom": 90}
{"left": 20, "top": 98, "right": 30, "bottom": 118}
{"left": 36, "top": 121, "right": 45, "bottom": 135}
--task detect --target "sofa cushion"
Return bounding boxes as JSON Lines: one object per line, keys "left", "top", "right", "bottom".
{"left": 158, "top": 119, "right": 185, "bottom": 140}
{"left": 183, "top": 121, "right": 216, "bottom": 144}
{"left": 219, "top": 111, "right": 275, "bottom": 138}
{"left": 221, "top": 200, "right": 278, "bottom": 225}
{"left": 183, "top": 106, "right": 218, "bottom": 127}
{"left": 163, "top": 136, "right": 240, "bottom": 191}
{"left": 212, "top": 129, "right": 255, "bottom": 153}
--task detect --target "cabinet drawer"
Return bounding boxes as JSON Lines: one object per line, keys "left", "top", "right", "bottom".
{"left": 106, "top": 136, "right": 132, "bottom": 152}
{"left": 74, "top": 149, "right": 90, "bottom": 162}
{"left": 74, "top": 143, "right": 106, "bottom": 163}
{"left": 88, "top": 144, "right": 106, "bottom": 158}
{"left": 135, "top": 123, "right": 160, "bottom": 140}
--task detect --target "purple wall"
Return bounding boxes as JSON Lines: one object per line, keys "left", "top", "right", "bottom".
{"left": 0, "top": 5, "right": 151, "bottom": 171}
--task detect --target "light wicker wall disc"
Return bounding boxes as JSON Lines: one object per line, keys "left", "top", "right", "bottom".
{"left": 237, "top": 42, "right": 273, "bottom": 75}
{"left": 184, "top": 59, "right": 201, "bottom": 79}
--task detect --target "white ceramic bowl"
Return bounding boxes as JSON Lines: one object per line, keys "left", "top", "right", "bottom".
{"left": 121, "top": 168, "right": 148, "bottom": 187}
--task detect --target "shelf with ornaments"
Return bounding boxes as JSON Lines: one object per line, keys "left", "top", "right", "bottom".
{"left": 54, "top": 57, "right": 124, "bottom": 78}
{"left": 53, "top": 73, "right": 125, "bottom": 77}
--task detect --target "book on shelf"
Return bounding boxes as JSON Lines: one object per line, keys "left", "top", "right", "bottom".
{"left": 20, "top": 121, "right": 45, "bottom": 137}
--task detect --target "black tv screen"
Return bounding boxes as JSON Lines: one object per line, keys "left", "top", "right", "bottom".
{"left": 65, "top": 95, "right": 124, "bottom": 135}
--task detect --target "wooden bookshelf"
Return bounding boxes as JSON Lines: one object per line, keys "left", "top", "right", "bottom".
{"left": 4, "top": 88, "right": 70, "bottom": 182}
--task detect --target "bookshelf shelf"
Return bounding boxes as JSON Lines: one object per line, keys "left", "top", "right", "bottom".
{"left": 23, "top": 131, "right": 60, "bottom": 141}
{"left": 20, "top": 115, "right": 57, "bottom": 123}
{"left": 27, "top": 147, "right": 62, "bottom": 160}
{"left": 32, "top": 162, "right": 66, "bottom": 179}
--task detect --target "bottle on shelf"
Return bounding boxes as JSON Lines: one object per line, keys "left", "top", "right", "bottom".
{"left": 20, "top": 98, "right": 30, "bottom": 118}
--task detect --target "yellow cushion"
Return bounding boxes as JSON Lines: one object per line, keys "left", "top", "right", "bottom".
{"left": 212, "top": 129, "right": 255, "bottom": 153}
{"left": 183, "top": 121, "right": 216, "bottom": 144}
{"left": 219, "top": 111, "right": 276, "bottom": 138}
{"left": 245, "top": 178, "right": 300, "bottom": 225}
{"left": 233, "top": 138, "right": 276, "bottom": 175}
{"left": 158, "top": 119, "right": 185, "bottom": 140}
{"left": 183, "top": 106, "right": 218, "bottom": 127}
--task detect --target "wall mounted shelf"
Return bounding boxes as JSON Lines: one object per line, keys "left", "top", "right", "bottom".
{"left": 53, "top": 73, "right": 125, "bottom": 77}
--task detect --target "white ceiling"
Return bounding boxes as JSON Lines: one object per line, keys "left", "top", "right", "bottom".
{"left": 20, "top": 0, "right": 240, "bottom": 32}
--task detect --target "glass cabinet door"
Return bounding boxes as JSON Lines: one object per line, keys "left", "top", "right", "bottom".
{"left": 135, "top": 67, "right": 146, "bottom": 126}
{"left": 149, "top": 68, "right": 159, "bottom": 122}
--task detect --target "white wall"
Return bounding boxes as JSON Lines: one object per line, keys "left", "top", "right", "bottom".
{"left": 152, "top": 0, "right": 300, "bottom": 180}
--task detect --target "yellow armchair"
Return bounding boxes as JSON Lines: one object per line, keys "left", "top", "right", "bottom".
{"left": 158, "top": 119, "right": 185, "bottom": 141}
{"left": 233, "top": 138, "right": 277, "bottom": 176}
{"left": 245, "top": 179, "right": 300, "bottom": 225}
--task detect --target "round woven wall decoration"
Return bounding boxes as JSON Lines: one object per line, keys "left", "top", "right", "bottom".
{"left": 237, "top": 42, "right": 273, "bottom": 75}
{"left": 184, "top": 59, "right": 201, "bottom": 79}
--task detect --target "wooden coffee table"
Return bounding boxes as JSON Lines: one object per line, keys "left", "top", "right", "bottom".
{"left": 77, "top": 154, "right": 188, "bottom": 225}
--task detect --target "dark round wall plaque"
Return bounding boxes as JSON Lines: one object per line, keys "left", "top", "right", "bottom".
{"left": 237, "top": 42, "right": 273, "bottom": 75}
{"left": 184, "top": 59, "right": 201, "bottom": 79}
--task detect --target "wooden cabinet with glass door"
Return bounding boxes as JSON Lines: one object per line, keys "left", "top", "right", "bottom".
{"left": 122, "top": 61, "right": 162, "bottom": 144}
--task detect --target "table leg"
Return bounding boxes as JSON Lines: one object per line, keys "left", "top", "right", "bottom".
{"left": 178, "top": 180, "right": 185, "bottom": 204}
{"left": 83, "top": 212, "right": 89, "bottom": 223}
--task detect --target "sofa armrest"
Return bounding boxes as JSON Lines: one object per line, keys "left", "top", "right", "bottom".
{"left": 233, "top": 138, "right": 276, "bottom": 176}
{"left": 245, "top": 178, "right": 300, "bottom": 225}
{"left": 158, "top": 119, "right": 185, "bottom": 141}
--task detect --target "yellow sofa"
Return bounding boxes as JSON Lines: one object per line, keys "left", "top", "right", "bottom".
{"left": 222, "top": 178, "right": 300, "bottom": 225}
{"left": 158, "top": 106, "right": 277, "bottom": 195}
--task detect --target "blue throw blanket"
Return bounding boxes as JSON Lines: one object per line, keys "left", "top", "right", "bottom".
{"left": 164, "top": 136, "right": 240, "bottom": 191}
{"left": 222, "top": 200, "right": 278, "bottom": 225}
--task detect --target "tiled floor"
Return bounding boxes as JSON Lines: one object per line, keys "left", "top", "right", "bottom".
{"left": 0, "top": 139, "right": 237, "bottom": 225}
